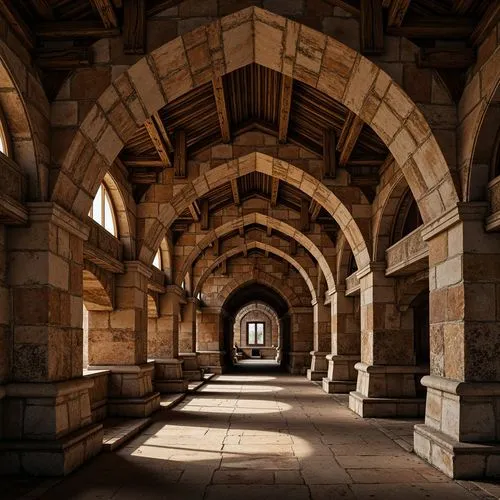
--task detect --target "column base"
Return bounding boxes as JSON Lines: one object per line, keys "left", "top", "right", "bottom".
{"left": 322, "top": 354, "right": 359, "bottom": 394}
{"left": 322, "top": 378, "right": 356, "bottom": 394}
{"left": 197, "top": 351, "right": 225, "bottom": 374}
{"left": 349, "top": 391, "right": 426, "bottom": 418}
{"left": 288, "top": 351, "right": 312, "bottom": 375}
{"left": 178, "top": 353, "right": 202, "bottom": 381}
{"left": 414, "top": 424, "right": 500, "bottom": 479}
{"left": 154, "top": 359, "right": 189, "bottom": 393}
{"left": 306, "top": 351, "right": 328, "bottom": 381}
{"left": 307, "top": 369, "right": 327, "bottom": 381}
{"left": 0, "top": 423, "right": 103, "bottom": 476}
{"left": 88, "top": 363, "right": 160, "bottom": 417}
{"left": 349, "top": 362, "right": 428, "bottom": 417}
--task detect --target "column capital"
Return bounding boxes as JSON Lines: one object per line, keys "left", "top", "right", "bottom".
{"left": 421, "top": 201, "right": 488, "bottom": 242}
{"left": 27, "top": 202, "right": 90, "bottom": 240}
{"left": 356, "top": 261, "right": 386, "bottom": 280}
{"left": 124, "top": 260, "right": 153, "bottom": 278}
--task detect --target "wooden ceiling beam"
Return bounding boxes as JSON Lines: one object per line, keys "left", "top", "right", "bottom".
{"left": 471, "top": 2, "right": 500, "bottom": 47}
{"left": 323, "top": 129, "right": 337, "bottom": 179}
{"left": 322, "top": 0, "right": 360, "bottom": 17}
{"left": 338, "top": 112, "right": 364, "bottom": 167}
{"left": 29, "top": 0, "right": 54, "bottom": 20}
{"left": 90, "top": 0, "right": 119, "bottom": 28}
{"left": 147, "top": 0, "right": 180, "bottom": 16}
{"left": 453, "top": 0, "right": 475, "bottom": 15}
{"left": 230, "top": 179, "right": 240, "bottom": 206}
{"left": 213, "top": 75, "right": 231, "bottom": 143}
{"left": 417, "top": 47, "right": 475, "bottom": 70}
{"left": 37, "top": 21, "right": 120, "bottom": 39}
{"left": 123, "top": 0, "right": 146, "bottom": 54}
{"left": 174, "top": 129, "right": 186, "bottom": 178}
{"left": 36, "top": 47, "right": 92, "bottom": 69}
{"left": 271, "top": 178, "right": 279, "bottom": 207}
{"left": 278, "top": 75, "right": 293, "bottom": 143}
{"left": 0, "top": 1, "right": 35, "bottom": 48}
{"left": 144, "top": 113, "right": 172, "bottom": 168}
{"left": 386, "top": 16, "right": 475, "bottom": 39}
{"left": 360, "top": 0, "right": 384, "bottom": 54}
{"left": 122, "top": 157, "right": 164, "bottom": 168}
{"left": 387, "top": 0, "right": 411, "bottom": 27}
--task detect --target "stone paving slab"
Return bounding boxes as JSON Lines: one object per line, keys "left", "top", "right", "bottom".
{"left": 2, "top": 372, "right": 500, "bottom": 499}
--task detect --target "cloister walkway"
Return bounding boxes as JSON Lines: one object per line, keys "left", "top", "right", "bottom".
{"left": 5, "top": 374, "right": 500, "bottom": 499}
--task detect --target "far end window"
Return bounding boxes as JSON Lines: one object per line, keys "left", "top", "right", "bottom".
{"left": 247, "top": 322, "right": 265, "bottom": 345}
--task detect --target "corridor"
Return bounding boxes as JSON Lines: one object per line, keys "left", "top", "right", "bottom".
{"left": 7, "top": 373, "right": 493, "bottom": 500}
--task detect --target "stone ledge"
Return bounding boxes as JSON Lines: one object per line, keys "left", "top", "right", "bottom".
{"left": 414, "top": 423, "right": 500, "bottom": 479}
{"left": 306, "top": 369, "right": 327, "bottom": 381}
{"left": 322, "top": 378, "right": 356, "bottom": 394}
{"left": 102, "top": 417, "right": 151, "bottom": 451}
{"left": 87, "top": 362, "right": 155, "bottom": 374}
{"left": 355, "top": 362, "right": 429, "bottom": 375}
{"left": 5, "top": 378, "right": 94, "bottom": 398}
{"left": 422, "top": 375, "right": 500, "bottom": 396}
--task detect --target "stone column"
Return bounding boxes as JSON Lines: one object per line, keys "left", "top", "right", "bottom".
{"left": 2, "top": 203, "right": 102, "bottom": 475}
{"left": 178, "top": 297, "right": 202, "bottom": 381}
{"left": 307, "top": 299, "right": 330, "bottom": 381}
{"left": 323, "top": 288, "right": 361, "bottom": 394}
{"left": 197, "top": 306, "right": 225, "bottom": 373}
{"left": 289, "top": 307, "right": 313, "bottom": 374}
{"left": 87, "top": 261, "right": 160, "bottom": 417}
{"left": 349, "top": 263, "right": 426, "bottom": 417}
{"left": 150, "top": 285, "right": 188, "bottom": 392}
{"left": 414, "top": 203, "right": 500, "bottom": 479}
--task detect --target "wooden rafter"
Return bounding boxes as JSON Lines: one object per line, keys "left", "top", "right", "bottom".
{"left": 123, "top": 0, "right": 146, "bottom": 54}
{"left": 29, "top": 0, "right": 54, "bottom": 20}
{"left": 387, "top": 0, "right": 411, "bottom": 27}
{"left": 471, "top": 2, "right": 500, "bottom": 47}
{"left": 174, "top": 129, "right": 186, "bottom": 177}
{"left": 278, "top": 76, "right": 293, "bottom": 143}
{"left": 0, "top": 1, "right": 34, "bottom": 48}
{"left": 360, "top": 0, "right": 384, "bottom": 54}
{"left": 37, "top": 21, "right": 120, "bottom": 39}
{"left": 188, "top": 201, "right": 200, "bottom": 222}
{"left": 213, "top": 75, "right": 231, "bottom": 143}
{"left": 90, "top": 0, "right": 118, "bottom": 28}
{"left": 322, "top": 0, "right": 360, "bottom": 16}
{"left": 323, "top": 129, "right": 337, "bottom": 178}
{"left": 144, "top": 113, "right": 172, "bottom": 168}
{"left": 417, "top": 47, "right": 475, "bottom": 70}
{"left": 122, "top": 157, "right": 164, "bottom": 168}
{"left": 453, "top": 0, "right": 475, "bottom": 15}
{"left": 271, "top": 178, "right": 279, "bottom": 207}
{"left": 386, "top": 16, "right": 475, "bottom": 39}
{"left": 36, "top": 47, "right": 92, "bottom": 69}
{"left": 338, "top": 112, "right": 364, "bottom": 166}
{"left": 230, "top": 179, "right": 240, "bottom": 206}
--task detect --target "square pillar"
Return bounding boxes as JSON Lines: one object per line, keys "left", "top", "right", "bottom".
{"left": 2, "top": 203, "right": 103, "bottom": 476}
{"left": 307, "top": 299, "right": 330, "bottom": 381}
{"left": 323, "top": 289, "right": 360, "bottom": 394}
{"left": 289, "top": 307, "right": 313, "bottom": 375}
{"left": 414, "top": 203, "right": 500, "bottom": 479}
{"left": 87, "top": 261, "right": 160, "bottom": 417}
{"left": 179, "top": 298, "right": 202, "bottom": 381}
{"left": 197, "top": 306, "right": 225, "bottom": 374}
{"left": 349, "top": 263, "right": 425, "bottom": 417}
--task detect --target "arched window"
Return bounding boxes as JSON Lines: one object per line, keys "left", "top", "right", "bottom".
{"left": 153, "top": 249, "right": 162, "bottom": 270}
{"left": 89, "top": 183, "right": 117, "bottom": 236}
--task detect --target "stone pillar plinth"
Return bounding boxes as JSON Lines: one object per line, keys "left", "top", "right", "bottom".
{"left": 307, "top": 300, "right": 330, "bottom": 381}
{"left": 2, "top": 203, "right": 103, "bottom": 475}
{"left": 87, "top": 363, "right": 159, "bottom": 417}
{"left": 289, "top": 307, "right": 313, "bottom": 374}
{"left": 179, "top": 352, "right": 202, "bottom": 381}
{"left": 349, "top": 264, "right": 423, "bottom": 417}
{"left": 322, "top": 290, "right": 360, "bottom": 394}
{"left": 197, "top": 306, "right": 225, "bottom": 373}
{"left": 413, "top": 203, "right": 500, "bottom": 479}
{"left": 88, "top": 262, "right": 160, "bottom": 417}
{"left": 154, "top": 359, "right": 188, "bottom": 393}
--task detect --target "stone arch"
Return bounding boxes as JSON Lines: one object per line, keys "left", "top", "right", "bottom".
{"left": 102, "top": 170, "right": 134, "bottom": 257}
{"left": 82, "top": 265, "right": 113, "bottom": 311}
{"left": 159, "top": 235, "right": 174, "bottom": 282}
{"left": 176, "top": 212, "right": 335, "bottom": 292}
{"left": 214, "top": 268, "right": 303, "bottom": 309}
{"left": 53, "top": 7, "right": 457, "bottom": 231}
{"left": 336, "top": 233, "right": 355, "bottom": 286}
{"left": 466, "top": 82, "right": 500, "bottom": 202}
{"left": 194, "top": 240, "right": 317, "bottom": 303}
{"left": 141, "top": 153, "right": 370, "bottom": 270}
{"left": 233, "top": 301, "right": 280, "bottom": 350}
{"left": 0, "top": 49, "right": 45, "bottom": 200}
{"left": 460, "top": 44, "right": 500, "bottom": 201}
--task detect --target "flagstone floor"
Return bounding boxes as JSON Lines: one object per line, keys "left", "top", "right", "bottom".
{"left": 4, "top": 371, "right": 500, "bottom": 499}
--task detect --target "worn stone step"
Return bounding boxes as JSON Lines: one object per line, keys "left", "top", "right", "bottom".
{"left": 102, "top": 417, "right": 151, "bottom": 452}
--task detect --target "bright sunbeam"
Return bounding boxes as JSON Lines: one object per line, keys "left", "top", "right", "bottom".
{"left": 215, "top": 375, "right": 277, "bottom": 382}
{"left": 198, "top": 384, "right": 283, "bottom": 393}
